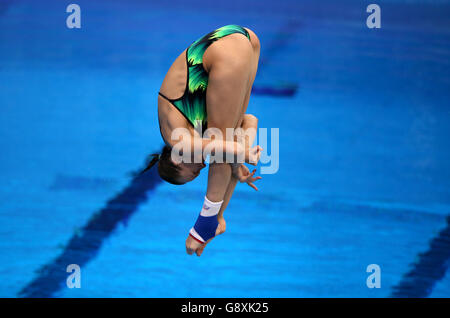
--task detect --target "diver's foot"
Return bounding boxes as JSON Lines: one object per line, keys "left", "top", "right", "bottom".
{"left": 185, "top": 217, "right": 226, "bottom": 257}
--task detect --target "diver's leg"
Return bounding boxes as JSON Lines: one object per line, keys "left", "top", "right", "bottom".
{"left": 195, "top": 114, "right": 259, "bottom": 255}
{"left": 186, "top": 35, "right": 260, "bottom": 255}
{"left": 206, "top": 31, "right": 259, "bottom": 205}
{"left": 203, "top": 34, "right": 255, "bottom": 202}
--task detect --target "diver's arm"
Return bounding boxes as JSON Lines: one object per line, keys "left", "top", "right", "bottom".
{"left": 173, "top": 135, "right": 260, "bottom": 165}
{"left": 204, "top": 138, "right": 261, "bottom": 166}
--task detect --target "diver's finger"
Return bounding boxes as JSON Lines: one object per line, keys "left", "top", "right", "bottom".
{"left": 248, "top": 182, "right": 258, "bottom": 191}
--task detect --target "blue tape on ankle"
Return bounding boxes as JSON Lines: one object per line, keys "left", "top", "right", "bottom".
{"left": 193, "top": 215, "right": 219, "bottom": 242}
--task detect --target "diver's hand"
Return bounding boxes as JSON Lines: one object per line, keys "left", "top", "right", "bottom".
{"left": 245, "top": 145, "right": 262, "bottom": 166}
{"left": 185, "top": 217, "right": 226, "bottom": 257}
{"left": 232, "top": 165, "right": 262, "bottom": 191}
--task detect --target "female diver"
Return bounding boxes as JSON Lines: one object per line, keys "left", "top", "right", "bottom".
{"left": 143, "top": 25, "right": 262, "bottom": 256}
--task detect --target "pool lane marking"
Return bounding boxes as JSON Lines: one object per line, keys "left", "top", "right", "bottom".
{"left": 18, "top": 168, "right": 161, "bottom": 297}
{"left": 390, "top": 215, "right": 450, "bottom": 297}
{"left": 251, "top": 19, "right": 301, "bottom": 97}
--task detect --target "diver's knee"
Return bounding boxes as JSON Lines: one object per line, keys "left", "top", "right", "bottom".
{"left": 244, "top": 114, "right": 257, "bottom": 123}
{"left": 242, "top": 114, "right": 258, "bottom": 128}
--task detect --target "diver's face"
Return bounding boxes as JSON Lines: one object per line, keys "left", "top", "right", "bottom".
{"left": 176, "top": 161, "right": 206, "bottom": 183}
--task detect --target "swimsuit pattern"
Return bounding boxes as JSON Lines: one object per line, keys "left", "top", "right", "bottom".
{"left": 159, "top": 25, "right": 251, "bottom": 132}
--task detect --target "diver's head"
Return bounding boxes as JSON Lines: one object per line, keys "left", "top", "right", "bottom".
{"left": 142, "top": 145, "right": 205, "bottom": 185}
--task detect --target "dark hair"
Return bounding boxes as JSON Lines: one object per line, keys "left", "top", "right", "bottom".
{"left": 141, "top": 145, "right": 184, "bottom": 185}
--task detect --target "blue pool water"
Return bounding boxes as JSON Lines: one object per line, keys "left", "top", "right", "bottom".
{"left": 0, "top": 0, "right": 449, "bottom": 297}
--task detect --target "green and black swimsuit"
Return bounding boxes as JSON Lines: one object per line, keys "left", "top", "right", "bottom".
{"left": 158, "top": 25, "right": 251, "bottom": 133}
